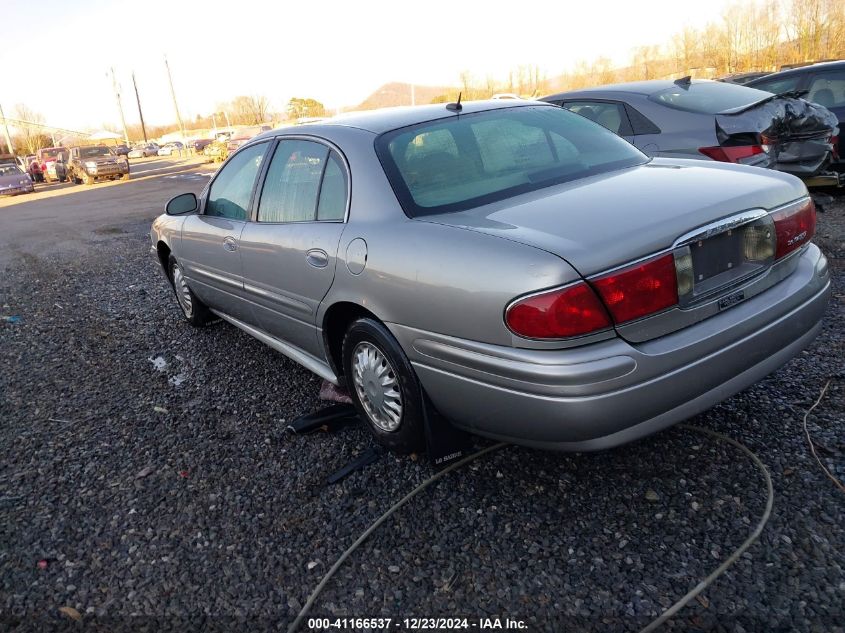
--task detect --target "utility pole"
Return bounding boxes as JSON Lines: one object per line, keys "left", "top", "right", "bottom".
{"left": 211, "top": 112, "right": 218, "bottom": 137}
{"left": 109, "top": 67, "right": 130, "bottom": 144}
{"left": 164, "top": 56, "right": 186, "bottom": 141}
{"left": 0, "top": 103, "right": 15, "bottom": 156}
{"left": 132, "top": 72, "right": 148, "bottom": 142}
{"left": 223, "top": 110, "right": 232, "bottom": 132}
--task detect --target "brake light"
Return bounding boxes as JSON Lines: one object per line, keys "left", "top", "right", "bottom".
{"left": 699, "top": 145, "right": 766, "bottom": 163}
{"left": 772, "top": 198, "right": 816, "bottom": 259}
{"left": 591, "top": 253, "right": 678, "bottom": 324}
{"left": 506, "top": 282, "right": 611, "bottom": 339}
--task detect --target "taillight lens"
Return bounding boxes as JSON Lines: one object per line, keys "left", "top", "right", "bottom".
{"left": 772, "top": 198, "right": 816, "bottom": 259}
{"left": 699, "top": 145, "right": 766, "bottom": 163}
{"left": 592, "top": 253, "right": 679, "bottom": 324}
{"left": 506, "top": 282, "right": 611, "bottom": 339}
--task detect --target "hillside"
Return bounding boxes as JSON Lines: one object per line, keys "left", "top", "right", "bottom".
{"left": 354, "top": 82, "right": 456, "bottom": 110}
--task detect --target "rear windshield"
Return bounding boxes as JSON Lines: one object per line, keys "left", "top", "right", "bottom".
{"left": 375, "top": 105, "right": 646, "bottom": 217}
{"left": 40, "top": 148, "right": 61, "bottom": 159}
{"left": 649, "top": 81, "right": 772, "bottom": 114}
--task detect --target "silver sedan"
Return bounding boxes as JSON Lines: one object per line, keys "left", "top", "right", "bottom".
{"left": 150, "top": 100, "right": 830, "bottom": 453}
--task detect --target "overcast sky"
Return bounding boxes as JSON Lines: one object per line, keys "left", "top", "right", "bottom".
{"left": 1, "top": 0, "right": 738, "bottom": 131}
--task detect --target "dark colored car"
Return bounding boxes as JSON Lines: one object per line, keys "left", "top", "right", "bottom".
{"left": 65, "top": 145, "right": 130, "bottom": 185}
{"left": 746, "top": 60, "right": 845, "bottom": 172}
{"left": 718, "top": 71, "right": 771, "bottom": 85}
{"left": 0, "top": 162, "right": 34, "bottom": 195}
{"left": 113, "top": 144, "right": 130, "bottom": 156}
{"left": 191, "top": 139, "right": 213, "bottom": 153}
{"left": 541, "top": 79, "right": 839, "bottom": 181}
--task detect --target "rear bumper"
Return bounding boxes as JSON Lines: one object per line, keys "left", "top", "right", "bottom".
{"left": 0, "top": 184, "right": 34, "bottom": 195}
{"left": 388, "top": 244, "right": 830, "bottom": 451}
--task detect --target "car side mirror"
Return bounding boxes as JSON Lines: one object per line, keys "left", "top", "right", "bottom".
{"left": 165, "top": 192, "right": 198, "bottom": 215}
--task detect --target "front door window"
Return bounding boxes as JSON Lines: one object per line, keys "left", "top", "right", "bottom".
{"left": 206, "top": 142, "right": 268, "bottom": 220}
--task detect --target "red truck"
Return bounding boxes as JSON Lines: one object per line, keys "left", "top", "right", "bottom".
{"left": 37, "top": 147, "right": 68, "bottom": 183}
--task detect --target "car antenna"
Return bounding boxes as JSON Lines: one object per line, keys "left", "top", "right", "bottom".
{"left": 446, "top": 92, "right": 463, "bottom": 112}
{"left": 674, "top": 75, "right": 692, "bottom": 88}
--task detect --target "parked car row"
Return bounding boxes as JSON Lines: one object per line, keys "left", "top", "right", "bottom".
{"left": 128, "top": 143, "right": 160, "bottom": 158}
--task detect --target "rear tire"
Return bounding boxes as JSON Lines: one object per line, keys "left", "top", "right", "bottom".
{"left": 342, "top": 318, "right": 425, "bottom": 454}
{"left": 82, "top": 172, "right": 94, "bottom": 185}
{"left": 168, "top": 257, "right": 214, "bottom": 327}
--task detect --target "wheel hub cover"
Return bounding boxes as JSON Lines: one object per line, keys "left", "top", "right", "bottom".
{"left": 352, "top": 341, "right": 403, "bottom": 432}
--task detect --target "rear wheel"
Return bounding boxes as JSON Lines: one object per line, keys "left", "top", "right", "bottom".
{"left": 82, "top": 172, "right": 94, "bottom": 185}
{"left": 342, "top": 318, "right": 425, "bottom": 454}
{"left": 168, "top": 257, "right": 214, "bottom": 326}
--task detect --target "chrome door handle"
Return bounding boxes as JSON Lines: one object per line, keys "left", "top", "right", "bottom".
{"left": 223, "top": 236, "right": 238, "bottom": 252}
{"left": 305, "top": 249, "right": 329, "bottom": 268}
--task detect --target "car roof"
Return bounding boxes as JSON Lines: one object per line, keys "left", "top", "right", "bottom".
{"left": 748, "top": 59, "right": 845, "bottom": 82}
{"left": 543, "top": 79, "right": 692, "bottom": 100}
{"left": 253, "top": 99, "right": 551, "bottom": 138}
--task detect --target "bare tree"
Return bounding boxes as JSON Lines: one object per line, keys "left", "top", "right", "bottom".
{"left": 554, "top": 0, "right": 844, "bottom": 90}
{"left": 13, "top": 104, "right": 49, "bottom": 154}
{"left": 226, "top": 95, "right": 271, "bottom": 125}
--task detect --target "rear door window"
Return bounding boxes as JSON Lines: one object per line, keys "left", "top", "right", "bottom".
{"left": 257, "top": 140, "right": 349, "bottom": 223}
{"left": 807, "top": 72, "right": 845, "bottom": 109}
{"left": 562, "top": 101, "right": 632, "bottom": 135}
{"left": 749, "top": 75, "right": 803, "bottom": 95}
{"left": 316, "top": 152, "right": 348, "bottom": 221}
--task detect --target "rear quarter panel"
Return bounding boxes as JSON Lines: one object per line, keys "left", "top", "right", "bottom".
{"left": 323, "top": 218, "right": 581, "bottom": 347}
{"left": 626, "top": 95, "right": 718, "bottom": 159}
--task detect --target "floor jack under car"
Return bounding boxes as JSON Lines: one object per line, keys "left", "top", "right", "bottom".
{"left": 286, "top": 382, "right": 474, "bottom": 483}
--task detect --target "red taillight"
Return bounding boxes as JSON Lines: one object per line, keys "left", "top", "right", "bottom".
{"left": 591, "top": 253, "right": 678, "bottom": 324}
{"left": 506, "top": 282, "right": 611, "bottom": 339}
{"left": 772, "top": 198, "right": 816, "bottom": 260}
{"left": 699, "top": 145, "right": 765, "bottom": 163}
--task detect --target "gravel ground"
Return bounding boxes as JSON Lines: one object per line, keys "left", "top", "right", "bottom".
{"left": 1, "top": 198, "right": 843, "bottom": 632}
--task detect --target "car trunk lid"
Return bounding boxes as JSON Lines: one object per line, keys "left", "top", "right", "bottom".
{"left": 421, "top": 159, "right": 810, "bottom": 342}
{"left": 421, "top": 158, "right": 805, "bottom": 277}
